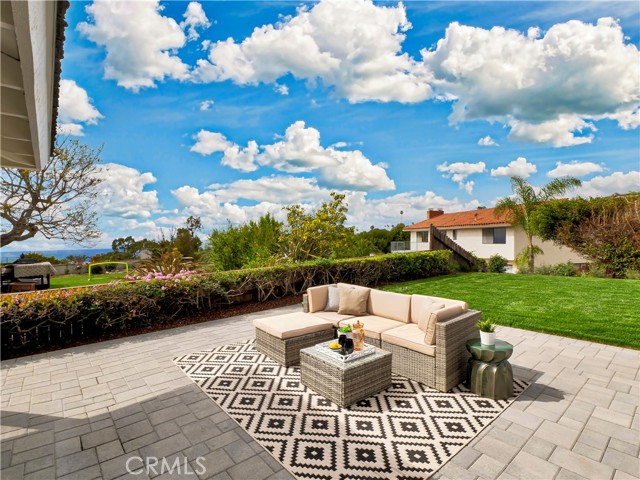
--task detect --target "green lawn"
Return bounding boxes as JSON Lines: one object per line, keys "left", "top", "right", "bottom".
{"left": 383, "top": 273, "right": 640, "bottom": 349}
{"left": 50, "top": 272, "right": 126, "bottom": 289}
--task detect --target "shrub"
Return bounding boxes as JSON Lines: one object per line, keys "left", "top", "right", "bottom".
{"left": 488, "top": 255, "right": 509, "bottom": 273}
{"left": 91, "top": 265, "right": 104, "bottom": 275}
{"left": 1, "top": 250, "right": 452, "bottom": 358}
{"left": 552, "top": 262, "right": 577, "bottom": 277}
{"left": 624, "top": 269, "right": 640, "bottom": 280}
{"left": 581, "top": 264, "right": 608, "bottom": 278}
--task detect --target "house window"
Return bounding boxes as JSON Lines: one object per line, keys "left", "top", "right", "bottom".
{"left": 417, "top": 231, "right": 429, "bottom": 243}
{"left": 482, "top": 227, "right": 506, "bottom": 244}
{"left": 452, "top": 229, "right": 458, "bottom": 240}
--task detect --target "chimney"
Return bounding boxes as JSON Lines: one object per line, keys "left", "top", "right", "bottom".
{"left": 427, "top": 208, "right": 444, "bottom": 220}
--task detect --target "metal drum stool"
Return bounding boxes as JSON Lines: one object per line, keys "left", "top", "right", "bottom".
{"left": 465, "top": 339, "right": 514, "bottom": 400}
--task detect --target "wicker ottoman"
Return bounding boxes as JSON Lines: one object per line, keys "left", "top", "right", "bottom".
{"left": 254, "top": 312, "right": 334, "bottom": 367}
{"left": 300, "top": 345, "right": 392, "bottom": 407}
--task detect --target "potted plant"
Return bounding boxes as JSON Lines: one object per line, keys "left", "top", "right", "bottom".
{"left": 476, "top": 318, "right": 496, "bottom": 346}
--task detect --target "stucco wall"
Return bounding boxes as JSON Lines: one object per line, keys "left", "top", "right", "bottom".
{"left": 513, "top": 228, "right": 588, "bottom": 267}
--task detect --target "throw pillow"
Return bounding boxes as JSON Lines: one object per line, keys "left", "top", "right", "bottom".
{"left": 324, "top": 286, "right": 340, "bottom": 312}
{"left": 424, "top": 305, "right": 464, "bottom": 345}
{"left": 417, "top": 302, "right": 445, "bottom": 332}
{"left": 337, "top": 285, "right": 370, "bottom": 316}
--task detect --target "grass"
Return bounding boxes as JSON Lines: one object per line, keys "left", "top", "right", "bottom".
{"left": 50, "top": 272, "right": 126, "bottom": 289}
{"left": 383, "top": 273, "right": 640, "bottom": 349}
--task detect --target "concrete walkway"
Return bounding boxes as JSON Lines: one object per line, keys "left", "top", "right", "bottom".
{"left": 1, "top": 305, "right": 638, "bottom": 480}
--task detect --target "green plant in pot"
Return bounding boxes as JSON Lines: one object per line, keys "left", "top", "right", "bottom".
{"left": 476, "top": 318, "right": 496, "bottom": 346}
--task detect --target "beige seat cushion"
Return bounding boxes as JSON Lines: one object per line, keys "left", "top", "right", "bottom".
{"left": 382, "top": 323, "right": 436, "bottom": 357}
{"left": 424, "top": 305, "right": 466, "bottom": 345}
{"left": 254, "top": 312, "right": 333, "bottom": 340}
{"left": 367, "top": 289, "right": 411, "bottom": 323}
{"left": 337, "top": 284, "right": 370, "bottom": 316}
{"left": 309, "top": 311, "right": 355, "bottom": 327}
{"left": 338, "top": 315, "right": 404, "bottom": 340}
{"left": 417, "top": 302, "right": 445, "bottom": 331}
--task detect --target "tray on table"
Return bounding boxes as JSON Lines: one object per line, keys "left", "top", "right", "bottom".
{"left": 314, "top": 340, "right": 375, "bottom": 363}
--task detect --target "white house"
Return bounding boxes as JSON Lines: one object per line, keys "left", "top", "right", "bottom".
{"left": 403, "top": 208, "right": 587, "bottom": 271}
{"left": 1, "top": 0, "right": 68, "bottom": 170}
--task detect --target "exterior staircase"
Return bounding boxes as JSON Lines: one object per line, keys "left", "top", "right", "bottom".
{"left": 429, "top": 225, "right": 477, "bottom": 269}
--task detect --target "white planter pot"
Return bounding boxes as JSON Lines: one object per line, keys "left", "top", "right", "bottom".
{"left": 480, "top": 331, "right": 496, "bottom": 346}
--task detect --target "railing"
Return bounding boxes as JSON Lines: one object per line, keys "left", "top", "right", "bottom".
{"left": 390, "top": 241, "right": 432, "bottom": 252}
{"left": 390, "top": 241, "right": 411, "bottom": 252}
{"left": 430, "top": 225, "right": 477, "bottom": 268}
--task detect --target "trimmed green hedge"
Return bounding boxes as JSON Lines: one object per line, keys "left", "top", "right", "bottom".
{"left": 0, "top": 251, "right": 451, "bottom": 357}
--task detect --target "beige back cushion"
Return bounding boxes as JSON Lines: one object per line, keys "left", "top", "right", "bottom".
{"left": 366, "top": 289, "right": 412, "bottom": 323}
{"left": 307, "top": 284, "right": 337, "bottom": 312}
{"left": 417, "top": 302, "right": 445, "bottom": 332}
{"left": 424, "top": 305, "right": 465, "bottom": 345}
{"left": 411, "top": 294, "right": 467, "bottom": 322}
{"left": 337, "top": 284, "right": 370, "bottom": 316}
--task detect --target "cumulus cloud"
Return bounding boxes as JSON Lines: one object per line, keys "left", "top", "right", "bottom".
{"left": 478, "top": 136, "right": 499, "bottom": 147}
{"left": 490, "top": 157, "right": 537, "bottom": 177}
{"left": 193, "top": 0, "right": 431, "bottom": 103}
{"left": 547, "top": 161, "right": 605, "bottom": 178}
{"left": 199, "top": 99, "right": 214, "bottom": 111}
{"left": 274, "top": 84, "right": 289, "bottom": 96}
{"left": 172, "top": 175, "right": 480, "bottom": 230}
{"left": 94, "top": 163, "right": 160, "bottom": 219}
{"left": 190, "top": 121, "right": 395, "bottom": 190}
{"left": 180, "top": 2, "right": 210, "bottom": 41}
{"left": 190, "top": 130, "right": 258, "bottom": 172}
{"left": 57, "top": 123, "right": 86, "bottom": 137}
{"left": 437, "top": 161, "right": 486, "bottom": 192}
{"left": 78, "top": 0, "right": 189, "bottom": 91}
{"left": 574, "top": 171, "right": 640, "bottom": 197}
{"left": 57, "top": 80, "right": 103, "bottom": 136}
{"left": 422, "top": 17, "right": 640, "bottom": 146}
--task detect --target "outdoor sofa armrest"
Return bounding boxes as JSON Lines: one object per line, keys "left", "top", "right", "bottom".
{"left": 434, "top": 309, "right": 481, "bottom": 391}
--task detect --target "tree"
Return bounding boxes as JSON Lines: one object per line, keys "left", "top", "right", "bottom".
{"left": 112, "top": 236, "right": 135, "bottom": 254}
{"left": 494, "top": 176, "right": 581, "bottom": 272}
{"left": 280, "top": 192, "right": 353, "bottom": 262}
{"left": 208, "top": 214, "right": 282, "bottom": 270}
{"left": 532, "top": 194, "right": 640, "bottom": 277}
{"left": 1, "top": 139, "right": 103, "bottom": 247}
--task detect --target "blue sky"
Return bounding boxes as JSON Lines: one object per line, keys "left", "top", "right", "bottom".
{"left": 15, "top": 0, "right": 640, "bottom": 250}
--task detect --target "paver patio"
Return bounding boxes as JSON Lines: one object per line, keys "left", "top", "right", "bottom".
{"left": 1, "top": 304, "right": 638, "bottom": 480}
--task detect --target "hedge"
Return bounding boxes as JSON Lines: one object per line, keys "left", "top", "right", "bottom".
{"left": 0, "top": 250, "right": 451, "bottom": 357}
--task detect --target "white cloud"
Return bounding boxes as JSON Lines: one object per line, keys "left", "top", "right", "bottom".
{"left": 193, "top": 0, "right": 431, "bottom": 103}
{"left": 180, "top": 2, "right": 210, "bottom": 41}
{"left": 574, "top": 171, "right": 640, "bottom": 197}
{"left": 490, "top": 157, "right": 537, "bottom": 177}
{"left": 94, "top": 163, "right": 160, "bottom": 219}
{"left": 508, "top": 116, "right": 595, "bottom": 147}
{"left": 190, "top": 121, "right": 395, "bottom": 190}
{"left": 78, "top": 0, "right": 189, "bottom": 92}
{"left": 57, "top": 123, "right": 86, "bottom": 137}
{"left": 274, "top": 83, "right": 289, "bottom": 96}
{"left": 437, "top": 161, "right": 486, "bottom": 192}
{"left": 477, "top": 136, "right": 499, "bottom": 147}
{"left": 190, "top": 130, "right": 233, "bottom": 155}
{"left": 58, "top": 80, "right": 103, "bottom": 125}
{"left": 422, "top": 17, "right": 640, "bottom": 146}
{"left": 190, "top": 130, "right": 259, "bottom": 172}
{"left": 173, "top": 175, "right": 480, "bottom": 230}
{"left": 199, "top": 99, "right": 214, "bottom": 111}
{"left": 547, "top": 161, "right": 605, "bottom": 178}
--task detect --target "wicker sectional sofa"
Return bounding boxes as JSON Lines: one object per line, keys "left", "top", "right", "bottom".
{"left": 254, "top": 283, "right": 480, "bottom": 392}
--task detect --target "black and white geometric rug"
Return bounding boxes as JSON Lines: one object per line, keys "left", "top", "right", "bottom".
{"left": 173, "top": 341, "right": 528, "bottom": 479}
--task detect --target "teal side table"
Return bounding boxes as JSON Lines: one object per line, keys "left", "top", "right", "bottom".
{"left": 465, "top": 339, "right": 514, "bottom": 400}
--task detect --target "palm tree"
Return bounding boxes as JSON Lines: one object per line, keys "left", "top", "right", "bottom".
{"left": 495, "top": 176, "right": 582, "bottom": 273}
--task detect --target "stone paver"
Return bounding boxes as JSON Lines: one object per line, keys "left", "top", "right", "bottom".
{"left": 1, "top": 304, "right": 639, "bottom": 480}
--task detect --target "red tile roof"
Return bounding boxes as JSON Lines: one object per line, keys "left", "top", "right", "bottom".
{"left": 404, "top": 207, "right": 510, "bottom": 230}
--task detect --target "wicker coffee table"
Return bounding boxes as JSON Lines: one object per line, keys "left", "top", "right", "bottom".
{"left": 300, "top": 344, "right": 392, "bottom": 407}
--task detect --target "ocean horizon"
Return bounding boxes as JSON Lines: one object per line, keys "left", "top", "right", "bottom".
{"left": 0, "top": 248, "right": 112, "bottom": 263}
